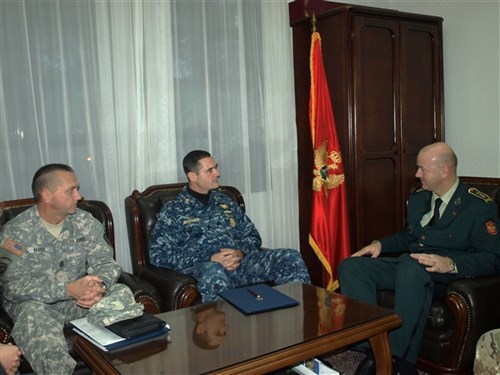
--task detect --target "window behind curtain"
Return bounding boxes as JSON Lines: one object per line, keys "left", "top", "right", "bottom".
{"left": 0, "top": 0, "right": 299, "bottom": 270}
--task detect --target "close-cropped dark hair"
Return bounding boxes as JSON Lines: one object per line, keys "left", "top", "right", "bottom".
{"left": 182, "top": 150, "right": 211, "bottom": 175}
{"left": 32, "top": 163, "right": 74, "bottom": 202}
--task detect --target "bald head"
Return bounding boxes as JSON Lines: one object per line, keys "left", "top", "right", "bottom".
{"left": 419, "top": 142, "right": 457, "bottom": 173}
{"left": 415, "top": 142, "right": 458, "bottom": 195}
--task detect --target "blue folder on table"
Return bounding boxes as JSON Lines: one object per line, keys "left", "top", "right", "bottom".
{"left": 218, "top": 284, "right": 299, "bottom": 315}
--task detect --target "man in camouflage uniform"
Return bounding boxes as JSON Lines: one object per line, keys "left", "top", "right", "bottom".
{"left": 0, "top": 164, "right": 142, "bottom": 374}
{"left": 474, "top": 328, "right": 500, "bottom": 375}
{"left": 150, "top": 150, "right": 310, "bottom": 302}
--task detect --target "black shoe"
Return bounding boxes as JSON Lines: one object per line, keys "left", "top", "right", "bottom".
{"left": 354, "top": 354, "right": 376, "bottom": 375}
{"left": 393, "top": 356, "right": 417, "bottom": 375}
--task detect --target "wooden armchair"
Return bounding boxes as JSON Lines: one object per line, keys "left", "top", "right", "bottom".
{"left": 0, "top": 198, "right": 162, "bottom": 374}
{"left": 124, "top": 183, "right": 245, "bottom": 312}
{"left": 377, "top": 176, "right": 500, "bottom": 374}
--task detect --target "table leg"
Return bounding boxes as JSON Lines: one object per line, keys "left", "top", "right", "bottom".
{"left": 369, "top": 331, "right": 393, "bottom": 375}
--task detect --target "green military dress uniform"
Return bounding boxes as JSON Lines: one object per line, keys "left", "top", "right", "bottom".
{"left": 338, "top": 180, "right": 500, "bottom": 364}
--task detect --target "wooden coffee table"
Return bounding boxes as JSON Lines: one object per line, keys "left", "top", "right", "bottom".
{"left": 74, "top": 282, "right": 401, "bottom": 374}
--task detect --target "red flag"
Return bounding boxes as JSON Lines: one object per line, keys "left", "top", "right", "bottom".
{"left": 309, "top": 31, "right": 351, "bottom": 292}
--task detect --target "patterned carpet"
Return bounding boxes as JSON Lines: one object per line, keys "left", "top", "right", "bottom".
{"left": 268, "top": 348, "right": 430, "bottom": 375}
{"left": 320, "top": 349, "right": 430, "bottom": 375}
{"left": 320, "top": 349, "right": 366, "bottom": 374}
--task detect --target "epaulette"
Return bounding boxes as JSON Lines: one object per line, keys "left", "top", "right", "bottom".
{"left": 468, "top": 187, "right": 493, "bottom": 203}
{"left": 413, "top": 187, "right": 425, "bottom": 194}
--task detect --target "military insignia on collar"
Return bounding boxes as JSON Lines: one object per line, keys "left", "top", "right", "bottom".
{"left": 1, "top": 239, "right": 24, "bottom": 256}
{"left": 486, "top": 221, "right": 498, "bottom": 236}
{"left": 468, "top": 188, "right": 493, "bottom": 203}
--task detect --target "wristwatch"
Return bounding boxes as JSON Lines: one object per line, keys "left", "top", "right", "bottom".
{"left": 449, "top": 259, "right": 457, "bottom": 274}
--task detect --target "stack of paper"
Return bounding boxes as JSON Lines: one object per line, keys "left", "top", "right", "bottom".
{"left": 292, "top": 358, "right": 340, "bottom": 375}
{"left": 71, "top": 316, "right": 170, "bottom": 352}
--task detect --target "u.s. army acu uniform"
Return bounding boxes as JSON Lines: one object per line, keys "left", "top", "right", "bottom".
{"left": 474, "top": 328, "right": 500, "bottom": 374}
{"left": 150, "top": 186, "right": 311, "bottom": 302}
{"left": 338, "top": 181, "right": 500, "bottom": 364}
{"left": 0, "top": 206, "right": 142, "bottom": 375}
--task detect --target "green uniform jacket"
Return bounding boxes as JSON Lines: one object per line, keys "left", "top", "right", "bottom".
{"left": 380, "top": 181, "right": 500, "bottom": 277}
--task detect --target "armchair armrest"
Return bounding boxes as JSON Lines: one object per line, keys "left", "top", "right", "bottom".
{"left": 138, "top": 265, "right": 199, "bottom": 312}
{"left": 443, "top": 274, "right": 500, "bottom": 368}
{"left": 118, "top": 271, "right": 162, "bottom": 314}
{"left": 0, "top": 307, "right": 13, "bottom": 343}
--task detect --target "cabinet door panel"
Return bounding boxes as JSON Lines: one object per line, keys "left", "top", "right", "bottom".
{"left": 353, "top": 17, "right": 399, "bottom": 152}
{"left": 356, "top": 158, "right": 399, "bottom": 247}
{"left": 352, "top": 16, "right": 403, "bottom": 247}
{"left": 400, "top": 21, "right": 444, "bottom": 201}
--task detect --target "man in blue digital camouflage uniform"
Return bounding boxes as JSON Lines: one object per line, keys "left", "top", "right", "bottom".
{"left": 0, "top": 164, "right": 143, "bottom": 374}
{"left": 338, "top": 142, "right": 500, "bottom": 375}
{"left": 150, "top": 150, "right": 311, "bottom": 302}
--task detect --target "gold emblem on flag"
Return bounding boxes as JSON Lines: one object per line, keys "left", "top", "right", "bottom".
{"left": 312, "top": 141, "right": 345, "bottom": 196}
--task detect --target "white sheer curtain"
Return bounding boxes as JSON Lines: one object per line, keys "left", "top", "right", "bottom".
{"left": 0, "top": 0, "right": 299, "bottom": 272}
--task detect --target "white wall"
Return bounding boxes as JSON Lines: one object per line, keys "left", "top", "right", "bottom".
{"left": 313, "top": 0, "right": 500, "bottom": 177}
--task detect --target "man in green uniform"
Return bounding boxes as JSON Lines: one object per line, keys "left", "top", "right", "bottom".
{"left": 338, "top": 142, "right": 500, "bottom": 375}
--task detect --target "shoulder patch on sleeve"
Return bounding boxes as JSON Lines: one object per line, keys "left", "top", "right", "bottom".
{"left": 1, "top": 238, "right": 25, "bottom": 256}
{"left": 486, "top": 221, "right": 498, "bottom": 236}
{"left": 468, "top": 188, "right": 493, "bottom": 203}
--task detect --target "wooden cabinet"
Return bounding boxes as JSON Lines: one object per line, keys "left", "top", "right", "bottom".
{"left": 289, "top": 1, "right": 444, "bottom": 284}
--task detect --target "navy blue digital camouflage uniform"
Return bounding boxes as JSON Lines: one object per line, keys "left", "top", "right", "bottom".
{"left": 0, "top": 207, "right": 143, "bottom": 375}
{"left": 150, "top": 186, "right": 311, "bottom": 302}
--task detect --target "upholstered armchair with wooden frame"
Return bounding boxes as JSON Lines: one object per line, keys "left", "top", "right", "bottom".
{"left": 376, "top": 176, "right": 500, "bottom": 375}
{"left": 0, "top": 198, "right": 162, "bottom": 374}
{"left": 124, "top": 183, "right": 246, "bottom": 312}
